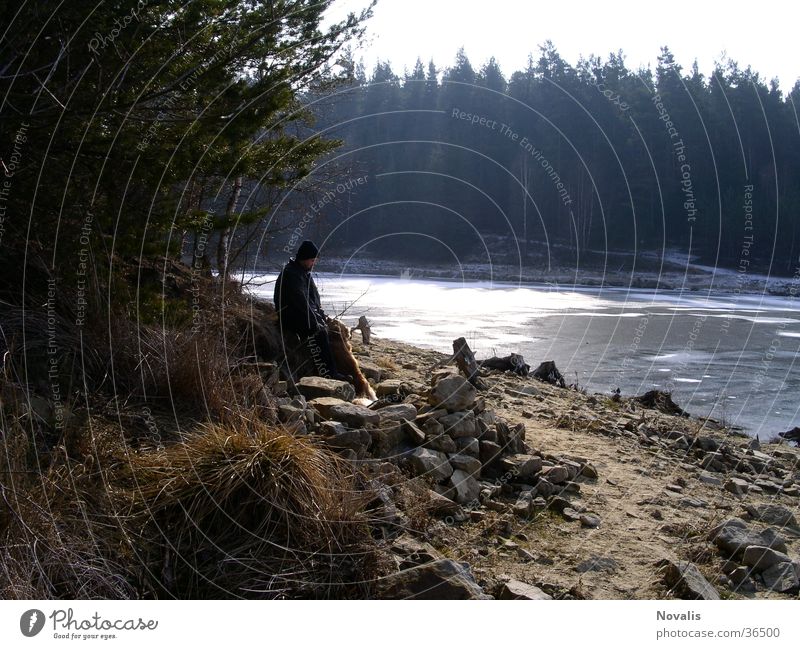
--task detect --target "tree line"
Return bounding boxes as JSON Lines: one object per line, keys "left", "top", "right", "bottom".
{"left": 304, "top": 44, "right": 800, "bottom": 273}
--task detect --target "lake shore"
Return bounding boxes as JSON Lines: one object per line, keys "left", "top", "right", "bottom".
{"left": 344, "top": 334, "right": 800, "bottom": 599}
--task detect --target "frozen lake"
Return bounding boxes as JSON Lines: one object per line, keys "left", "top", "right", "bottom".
{"left": 250, "top": 272, "right": 800, "bottom": 438}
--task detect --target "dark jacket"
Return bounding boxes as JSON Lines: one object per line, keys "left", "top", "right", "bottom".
{"left": 273, "top": 258, "right": 326, "bottom": 337}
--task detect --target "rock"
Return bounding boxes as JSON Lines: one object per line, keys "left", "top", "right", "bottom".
{"left": 743, "top": 503, "right": 799, "bottom": 529}
{"left": 426, "top": 489, "right": 462, "bottom": 518}
{"left": 698, "top": 472, "right": 723, "bottom": 486}
{"left": 278, "top": 403, "right": 305, "bottom": 423}
{"left": 710, "top": 518, "right": 788, "bottom": 558}
{"left": 408, "top": 448, "right": 454, "bottom": 482}
{"left": 318, "top": 420, "right": 347, "bottom": 436}
{"left": 425, "top": 432, "right": 457, "bottom": 454}
{"left": 308, "top": 396, "right": 349, "bottom": 418}
{"left": 541, "top": 465, "right": 569, "bottom": 485}
{"left": 479, "top": 440, "right": 503, "bottom": 466}
{"left": 500, "top": 454, "right": 543, "bottom": 480}
{"left": 391, "top": 535, "right": 443, "bottom": 567}
{"left": 498, "top": 579, "right": 553, "bottom": 600}
{"left": 325, "top": 402, "right": 381, "bottom": 427}
{"left": 448, "top": 453, "right": 482, "bottom": 475}
{"left": 378, "top": 403, "right": 418, "bottom": 422}
{"left": 321, "top": 428, "right": 371, "bottom": 454}
{"left": 422, "top": 416, "right": 445, "bottom": 435}
{"left": 438, "top": 410, "right": 477, "bottom": 438}
{"left": 534, "top": 478, "right": 554, "bottom": 498}
{"left": 428, "top": 375, "right": 477, "bottom": 412}
{"left": 297, "top": 376, "right": 356, "bottom": 402}
{"left": 513, "top": 492, "right": 534, "bottom": 517}
{"left": 456, "top": 437, "right": 479, "bottom": 457}
{"left": 580, "top": 513, "right": 602, "bottom": 528}
{"left": 579, "top": 463, "right": 599, "bottom": 479}
{"left": 379, "top": 559, "right": 490, "bottom": 599}
{"left": 448, "top": 469, "right": 481, "bottom": 505}
{"left": 402, "top": 418, "right": 426, "bottom": 445}
{"left": 724, "top": 477, "right": 750, "bottom": 495}
{"left": 357, "top": 359, "right": 383, "bottom": 381}
{"left": 575, "top": 556, "right": 619, "bottom": 573}
{"left": 741, "top": 546, "right": 792, "bottom": 572}
{"left": 376, "top": 378, "right": 424, "bottom": 398}
{"left": 562, "top": 507, "right": 581, "bottom": 522}
{"left": 495, "top": 420, "right": 527, "bottom": 454}
{"left": 657, "top": 559, "right": 720, "bottom": 600}
{"left": 760, "top": 562, "right": 800, "bottom": 593}
{"left": 369, "top": 422, "right": 408, "bottom": 457}
{"left": 680, "top": 497, "right": 709, "bottom": 508}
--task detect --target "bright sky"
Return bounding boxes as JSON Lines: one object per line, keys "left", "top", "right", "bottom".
{"left": 328, "top": 0, "right": 800, "bottom": 91}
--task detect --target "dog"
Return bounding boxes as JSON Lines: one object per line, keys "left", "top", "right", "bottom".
{"left": 326, "top": 318, "right": 377, "bottom": 402}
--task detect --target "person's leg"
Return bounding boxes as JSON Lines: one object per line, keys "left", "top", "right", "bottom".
{"left": 309, "top": 328, "right": 339, "bottom": 378}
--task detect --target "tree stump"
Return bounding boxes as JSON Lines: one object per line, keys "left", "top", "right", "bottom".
{"left": 452, "top": 337, "right": 488, "bottom": 390}
{"left": 351, "top": 315, "right": 372, "bottom": 345}
{"left": 479, "top": 353, "right": 530, "bottom": 376}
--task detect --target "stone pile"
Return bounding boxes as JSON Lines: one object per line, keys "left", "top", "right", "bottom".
{"left": 271, "top": 369, "right": 600, "bottom": 527}
{"left": 709, "top": 517, "right": 800, "bottom": 594}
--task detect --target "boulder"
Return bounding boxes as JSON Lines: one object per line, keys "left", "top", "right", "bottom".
{"left": 534, "top": 478, "right": 555, "bottom": 498}
{"left": 422, "top": 417, "right": 445, "bottom": 436}
{"left": 379, "top": 559, "right": 490, "bottom": 599}
{"left": 513, "top": 491, "right": 534, "bottom": 517}
{"left": 500, "top": 454, "right": 543, "bottom": 480}
{"left": 448, "top": 469, "right": 481, "bottom": 505}
{"left": 425, "top": 433, "right": 457, "bottom": 454}
{"left": 429, "top": 375, "right": 477, "bottom": 412}
{"left": 308, "top": 396, "right": 349, "bottom": 419}
{"left": 278, "top": 403, "right": 305, "bottom": 423}
{"left": 402, "top": 418, "right": 426, "bottom": 445}
{"left": 479, "top": 440, "right": 503, "bottom": 466}
{"left": 391, "top": 535, "right": 443, "bottom": 568}
{"left": 409, "top": 448, "right": 454, "bottom": 482}
{"left": 710, "top": 518, "right": 788, "bottom": 558}
{"left": 376, "top": 378, "right": 425, "bottom": 398}
{"left": 438, "top": 411, "right": 478, "bottom": 438}
{"left": 356, "top": 359, "right": 383, "bottom": 381}
{"left": 743, "top": 503, "right": 799, "bottom": 529}
{"left": 320, "top": 428, "right": 371, "bottom": 454}
{"left": 426, "top": 489, "right": 463, "bottom": 518}
{"left": 580, "top": 513, "right": 602, "bottom": 529}
{"left": 760, "top": 562, "right": 800, "bottom": 593}
{"left": 724, "top": 477, "right": 750, "bottom": 495}
{"left": 318, "top": 420, "right": 347, "bottom": 436}
{"left": 657, "top": 559, "right": 720, "bottom": 600}
{"left": 741, "top": 546, "right": 792, "bottom": 573}
{"left": 456, "top": 437, "right": 480, "bottom": 457}
{"left": 541, "top": 465, "right": 569, "bottom": 485}
{"left": 297, "top": 376, "right": 355, "bottom": 402}
{"left": 326, "top": 402, "right": 381, "bottom": 427}
{"left": 369, "top": 422, "right": 408, "bottom": 457}
{"left": 448, "top": 453, "right": 482, "bottom": 476}
{"left": 378, "top": 403, "right": 419, "bottom": 422}
{"left": 497, "top": 579, "right": 552, "bottom": 600}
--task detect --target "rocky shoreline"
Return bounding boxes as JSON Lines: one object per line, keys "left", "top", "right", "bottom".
{"left": 271, "top": 335, "right": 800, "bottom": 599}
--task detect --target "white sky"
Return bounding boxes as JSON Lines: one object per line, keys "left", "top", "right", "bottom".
{"left": 328, "top": 0, "right": 800, "bottom": 91}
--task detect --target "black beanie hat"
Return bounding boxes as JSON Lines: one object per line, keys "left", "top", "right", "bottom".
{"left": 296, "top": 240, "right": 319, "bottom": 261}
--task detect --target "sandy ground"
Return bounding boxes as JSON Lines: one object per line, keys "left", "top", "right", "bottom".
{"left": 358, "top": 335, "right": 800, "bottom": 600}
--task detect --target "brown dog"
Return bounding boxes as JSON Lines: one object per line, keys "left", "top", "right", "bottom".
{"left": 326, "top": 318, "right": 377, "bottom": 401}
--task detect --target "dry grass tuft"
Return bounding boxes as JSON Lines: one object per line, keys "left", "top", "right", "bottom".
{"left": 123, "top": 417, "right": 379, "bottom": 598}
